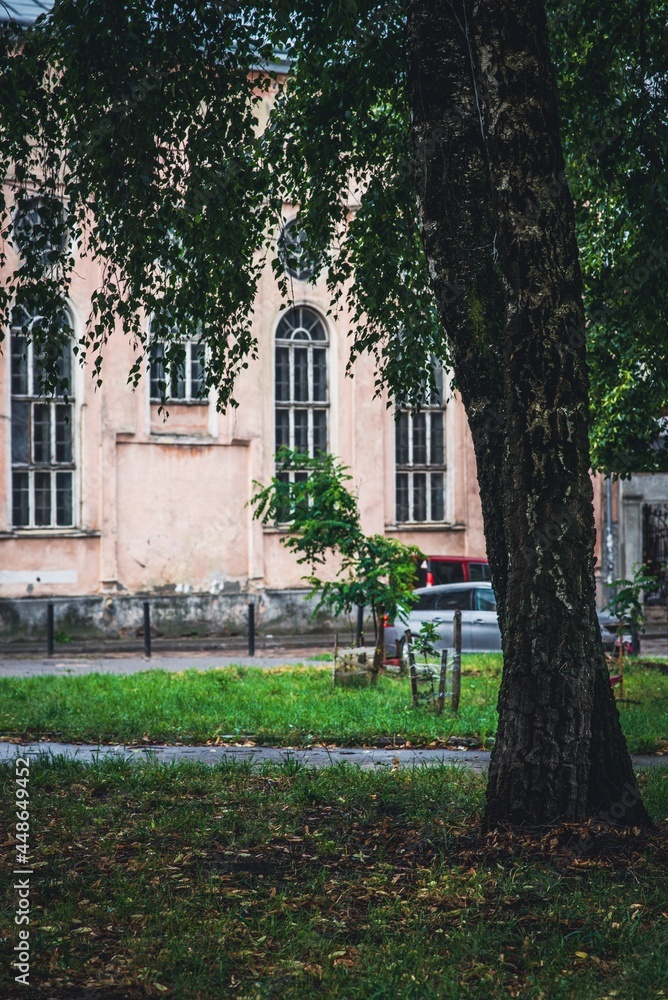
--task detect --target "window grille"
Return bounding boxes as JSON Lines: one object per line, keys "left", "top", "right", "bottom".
{"left": 278, "top": 217, "right": 314, "bottom": 282}
{"left": 10, "top": 308, "right": 75, "bottom": 528}
{"left": 275, "top": 306, "right": 328, "bottom": 481}
{"left": 395, "top": 365, "right": 447, "bottom": 523}
{"left": 149, "top": 338, "right": 207, "bottom": 402}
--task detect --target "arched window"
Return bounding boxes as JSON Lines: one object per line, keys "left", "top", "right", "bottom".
{"left": 10, "top": 307, "right": 76, "bottom": 528}
{"left": 395, "top": 363, "right": 447, "bottom": 523}
{"left": 275, "top": 307, "right": 328, "bottom": 470}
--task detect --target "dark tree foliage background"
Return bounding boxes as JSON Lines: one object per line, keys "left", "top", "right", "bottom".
{"left": 0, "top": 0, "right": 666, "bottom": 453}
{"left": 551, "top": 0, "right": 668, "bottom": 475}
{"left": 0, "top": 0, "right": 443, "bottom": 410}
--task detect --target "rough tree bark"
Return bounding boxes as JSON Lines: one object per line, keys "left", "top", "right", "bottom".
{"left": 407, "top": 0, "right": 652, "bottom": 828}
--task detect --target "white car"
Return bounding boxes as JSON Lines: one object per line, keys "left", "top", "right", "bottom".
{"left": 385, "top": 582, "right": 634, "bottom": 656}
{"left": 386, "top": 582, "right": 501, "bottom": 654}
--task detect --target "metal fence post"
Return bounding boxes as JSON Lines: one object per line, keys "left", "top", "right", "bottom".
{"left": 248, "top": 600, "right": 255, "bottom": 657}
{"left": 452, "top": 609, "right": 462, "bottom": 712}
{"left": 143, "top": 601, "right": 152, "bottom": 659}
{"left": 356, "top": 604, "right": 365, "bottom": 647}
{"left": 47, "top": 602, "right": 54, "bottom": 657}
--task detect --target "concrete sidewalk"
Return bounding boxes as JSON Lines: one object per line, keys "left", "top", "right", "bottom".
{"left": 0, "top": 650, "right": 331, "bottom": 677}
{"left": 0, "top": 740, "right": 665, "bottom": 772}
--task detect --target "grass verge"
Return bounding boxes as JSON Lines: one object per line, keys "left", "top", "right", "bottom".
{"left": 1, "top": 759, "right": 667, "bottom": 999}
{"left": 1, "top": 656, "right": 667, "bottom": 752}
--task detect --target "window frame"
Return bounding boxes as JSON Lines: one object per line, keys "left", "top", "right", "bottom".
{"left": 12, "top": 195, "right": 70, "bottom": 270}
{"left": 274, "top": 306, "right": 329, "bottom": 476}
{"left": 278, "top": 216, "right": 314, "bottom": 282}
{"left": 148, "top": 335, "right": 208, "bottom": 405}
{"left": 435, "top": 589, "right": 473, "bottom": 611}
{"left": 474, "top": 588, "right": 497, "bottom": 612}
{"left": 395, "top": 365, "right": 447, "bottom": 524}
{"left": 9, "top": 308, "right": 77, "bottom": 530}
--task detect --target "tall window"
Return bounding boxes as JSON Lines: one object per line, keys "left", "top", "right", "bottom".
{"left": 275, "top": 306, "right": 328, "bottom": 475}
{"left": 278, "top": 217, "right": 314, "bottom": 282}
{"left": 13, "top": 195, "right": 68, "bottom": 270}
{"left": 149, "top": 337, "right": 207, "bottom": 402}
{"left": 10, "top": 308, "right": 75, "bottom": 528}
{"left": 395, "top": 365, "right": 446, "bottom": 523}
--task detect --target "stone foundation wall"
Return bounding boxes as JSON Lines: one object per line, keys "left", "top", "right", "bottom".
{"left": 0, "top": 589, "right": 344, "bottom": 643}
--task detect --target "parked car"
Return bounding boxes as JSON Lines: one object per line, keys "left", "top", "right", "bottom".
{"left": 385, "top": 582, "right": 501, "bottom": 655}
{"left": 384, "top": 583, "right": 635, "bottom": 656}
{"left": 416, "top": 556, "right": 491, "bottom": 588}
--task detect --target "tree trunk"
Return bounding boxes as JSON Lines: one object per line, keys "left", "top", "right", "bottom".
{"left": 407, "top": 0, "right": 652, "bottom": 828}
{"left": 406, "top": 0, "right": 510, "bottom": 625}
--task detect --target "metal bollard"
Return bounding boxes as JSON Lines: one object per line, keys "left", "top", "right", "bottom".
{"left": 143, "top": 601, "right": 152, "bottom": 659}
{"left": 47, "top": 602, "right": 55, "bottom": 657}
{"left": 248, "top": 601, "right": 255, "bottom": 657}
{"left": 356, "top": 604, "right": 365, "bottom": 647}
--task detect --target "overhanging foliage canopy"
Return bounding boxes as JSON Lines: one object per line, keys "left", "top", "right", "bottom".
{"left": 0, "top": 0, "right": 666, "bottom": 467}
{"left": 0, "top": 0, "right": 441, "bottom": 410}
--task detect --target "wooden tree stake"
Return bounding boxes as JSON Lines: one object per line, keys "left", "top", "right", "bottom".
{"left": 452, "top": 609, "right": 462, "bottom": 713}
{"left": 436, "top": 648, "right": 447, "bottom": 716}
{"left": 406, "top": 629, "right": 419, "bottom": 707}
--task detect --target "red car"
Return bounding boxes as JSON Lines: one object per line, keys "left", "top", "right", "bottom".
{"left": 416, "top": 556, "right": 491, "bottom": 588}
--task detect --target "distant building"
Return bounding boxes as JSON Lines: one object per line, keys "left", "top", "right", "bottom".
{"left": 4, "top": 1, "right": 653, "bottom": 645}
{"left": 0, "top": 76, "right": 487, "bottom": 639}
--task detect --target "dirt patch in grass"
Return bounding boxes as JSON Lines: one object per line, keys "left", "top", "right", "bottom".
{"left": 634, "top": 658, "right": 668, "bottom": 674}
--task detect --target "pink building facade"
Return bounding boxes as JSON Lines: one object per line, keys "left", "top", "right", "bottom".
{"left": 0, "top": 6, "right": 660, "bottom": 644}
{"left": 0, "top": 185, "right": 490, "bottom": 641}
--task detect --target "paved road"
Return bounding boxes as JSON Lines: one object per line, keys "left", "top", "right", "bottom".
{"left": 0, "top": 741, "right": 487, "bottom": 770}
{"left": 3, "top": 642, "right": 668, "bottom": 678}
{"left": 0, "top": 651, "right": 331, "bottom": 677}
{"left": 0, "top": 740, "right": 664, "bottom": 772}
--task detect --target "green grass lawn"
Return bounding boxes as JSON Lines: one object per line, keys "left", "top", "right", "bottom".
{"left": 1, "top": 655, "right": 667, "bottom": 752}
{"left": 1, "top": 759, "right": 666, "bottom": 999}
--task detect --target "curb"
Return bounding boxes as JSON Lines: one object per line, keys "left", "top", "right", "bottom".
{"left": 0, "top": 741, "right": 665, "bottom": 772}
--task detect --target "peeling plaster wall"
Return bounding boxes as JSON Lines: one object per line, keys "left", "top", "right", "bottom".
{"left": 1, "top": 175, "right": 489, "bottom": 629}
{"left": 0, "top": 589, "right": 335, "bottom": 641}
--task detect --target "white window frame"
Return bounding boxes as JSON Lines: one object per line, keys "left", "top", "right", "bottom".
{"left": 12, "top": 195, "right": 70, "bottom": 269}
{"left": 10, "top": 309, "right": 77, "bottom": 530}
{"left": 278, "top": 216, "right": 314, "bottom": 282}
{"left": 395, "top": 368, "right": 447, "bottom": 524}
{"left": 149, "top": 336, "right": 208, "bottom": 404}
{"left": 274, "top": 306, "right": 329, "bottom": 476}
